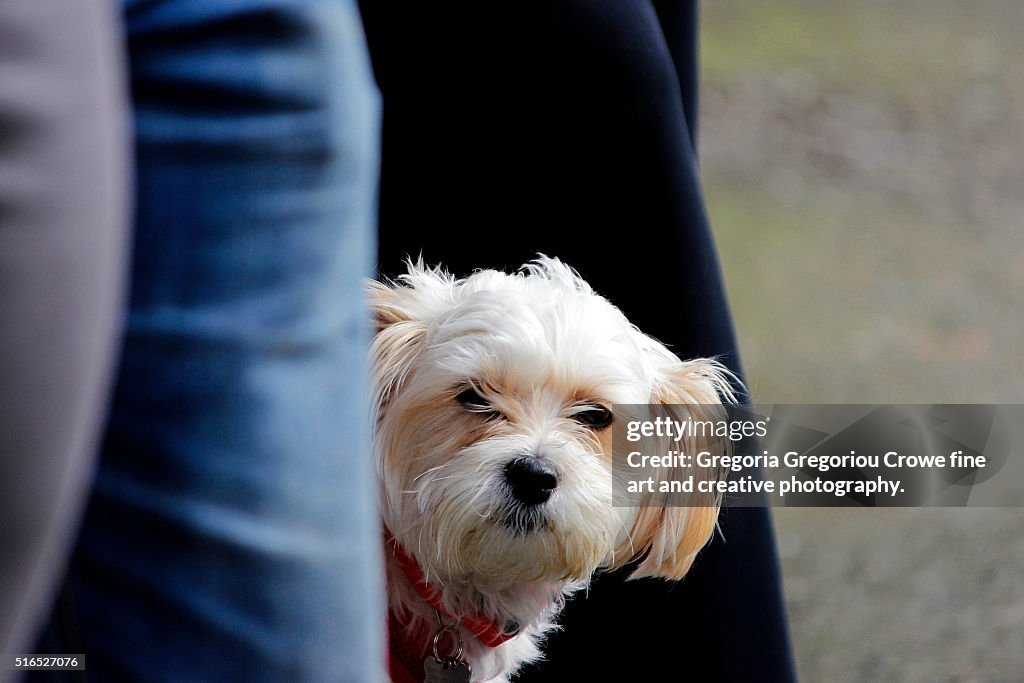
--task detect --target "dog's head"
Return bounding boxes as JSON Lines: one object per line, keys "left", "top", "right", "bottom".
{"left": 370, "top": 257, "right": 734, "bottom": 589}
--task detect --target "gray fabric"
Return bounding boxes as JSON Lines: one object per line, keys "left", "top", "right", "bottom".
{"left": 0, "top": 0, "right": 129, "bottom": 669}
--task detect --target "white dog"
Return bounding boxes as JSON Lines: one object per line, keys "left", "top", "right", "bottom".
{"left": 370, "top": 257, "right": 734, "bottom": 683}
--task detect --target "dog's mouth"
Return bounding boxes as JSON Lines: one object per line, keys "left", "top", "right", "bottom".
{"left": 499, "top": 503, "right": 551, "bottom": 536}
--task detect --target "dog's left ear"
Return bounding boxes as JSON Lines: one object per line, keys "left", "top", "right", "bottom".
{"left": 613, "top": 359, "right": 735, "bottom": 580}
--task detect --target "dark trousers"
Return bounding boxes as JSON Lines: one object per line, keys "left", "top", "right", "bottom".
{"left": 360, "top": 1, "right": 798, "bottom": 680}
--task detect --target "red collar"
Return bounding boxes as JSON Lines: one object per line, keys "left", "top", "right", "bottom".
{"left": 387, "top": 535, "right": 517, "bottom": 648}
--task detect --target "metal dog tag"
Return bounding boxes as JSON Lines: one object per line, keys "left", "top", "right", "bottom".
{"left": 423, "top": 657, "right": 472, "bottom": 683}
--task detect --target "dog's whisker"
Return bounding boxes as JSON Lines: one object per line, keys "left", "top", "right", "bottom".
{"left": 416, "top": 527, "right": 427, "bottom": 566}
{"left": 413, "top": 462, "right": 453, "bottom": 482}
{"left": 466, "top": 482, "right": 493, "bottom": 511}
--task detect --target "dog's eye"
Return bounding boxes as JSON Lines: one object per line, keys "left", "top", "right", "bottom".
{"left": 455, "top": 386, "right": 499, "bottom": 416}
{"left": 572, "top": 405, "right": 614, "bottom": 429}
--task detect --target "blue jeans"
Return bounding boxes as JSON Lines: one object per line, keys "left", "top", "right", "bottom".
{"left": 66, "top": 1, "right": 384, "bottom": 680}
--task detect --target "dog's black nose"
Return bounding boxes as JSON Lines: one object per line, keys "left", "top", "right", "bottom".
{"left": 504, "top": 458, "right": 558, "bottom": 506}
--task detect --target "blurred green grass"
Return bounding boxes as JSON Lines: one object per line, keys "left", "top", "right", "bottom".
{"left": 702, "top": 0, "right": 1024, "bottom": 404}
{"left": 700, "top": 2, "right": 1024, "bottom": 681}
{"left": 702, "top": 0, "right": 1024, "bottom": 96}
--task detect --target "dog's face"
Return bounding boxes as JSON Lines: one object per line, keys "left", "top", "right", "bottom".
{"left": 370, "top": 258, "right": 731, "bottom": 591}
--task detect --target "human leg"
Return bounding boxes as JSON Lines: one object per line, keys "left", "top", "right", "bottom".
{"left": 67, "top": 1, "right": 385, "bottom": 679}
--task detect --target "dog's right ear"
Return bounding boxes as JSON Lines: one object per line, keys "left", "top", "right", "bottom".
{"left": 367, "top": 280, "right": 427, "bottom": 416}
{"left": 369, "top": 279, "right": 414, "bottom": 331}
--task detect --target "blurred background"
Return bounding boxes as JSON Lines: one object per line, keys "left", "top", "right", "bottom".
{"left": 700, "top": 1, "right": 1024, "bottom": 681}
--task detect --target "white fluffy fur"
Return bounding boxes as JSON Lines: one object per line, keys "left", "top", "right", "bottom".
{"left": 370, "top": 257, "right": 734, "bottom": 682}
